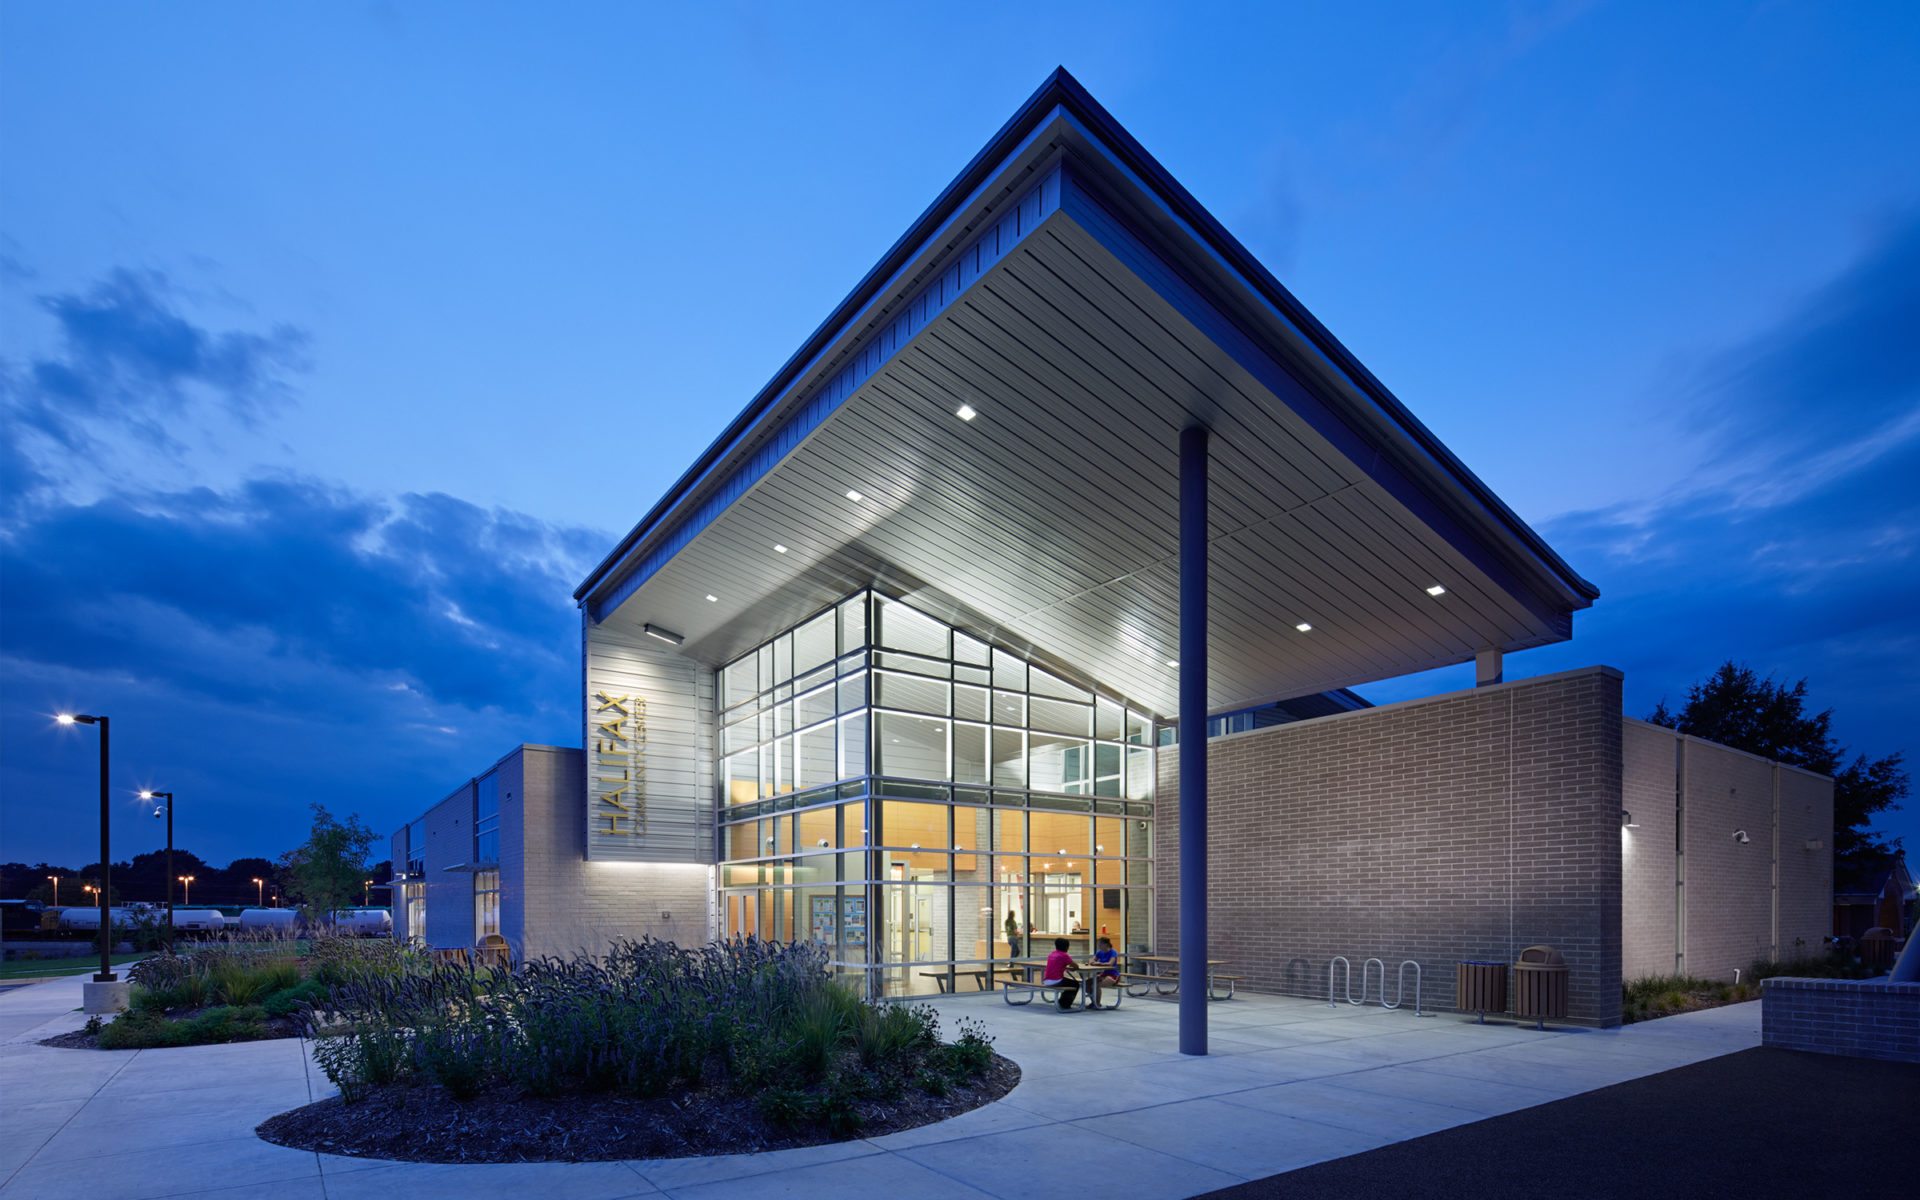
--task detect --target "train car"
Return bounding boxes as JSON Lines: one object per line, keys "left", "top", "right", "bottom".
{"left": 169, "top": 908, "right": 229, "bottom": 934}
{"left": 328, "top": 909, "right": 392, "bottom": 937}
{"left": 0, "top": 899, "right": 48, "bottom": 938}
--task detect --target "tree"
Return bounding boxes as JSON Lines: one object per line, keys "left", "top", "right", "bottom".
{"left": 279, "top": 804, "right": 377, "bottom": 919}
{"left": 1649, "top": 662, "right": 1908, "bottom": 872}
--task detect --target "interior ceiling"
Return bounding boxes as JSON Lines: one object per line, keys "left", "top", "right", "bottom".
{"left": 600, "top": 209, "right": 1569, "bottom": 718}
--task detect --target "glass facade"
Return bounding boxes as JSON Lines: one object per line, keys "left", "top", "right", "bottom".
{"left": 474, "top": 772, "right": 500, "bottom": 865}
{"left": 717, "top": 591, "right": 1159, "bottom": 997}
{"left": 473, "top": 868, "right": 500, "bottom": 940}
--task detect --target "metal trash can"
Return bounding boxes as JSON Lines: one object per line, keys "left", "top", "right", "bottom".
{"left": 1456, "top": 960, "right": 1508, "bottom": 1023}
{"left": 1513, "top": 945, "right": 1569, "bottom": 1029}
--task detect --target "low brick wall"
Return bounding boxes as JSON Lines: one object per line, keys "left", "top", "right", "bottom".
{"left": 1762, "top": 977, "right": 1920, "bottom": 1063}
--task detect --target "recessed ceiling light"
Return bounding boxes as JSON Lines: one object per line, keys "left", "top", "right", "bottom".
{"left": 1426, "top": 584, "right": 1447, "bottom": 597}
{"left": 955, "top": 403, "right": 977, "bottom": 421}
{"left": 1166, "top": 659, "right": 1179, "bottom": 668}
{"left": 1295, "top": 622, "right": 1313, "bottom": 633}
{"left": 705, "top": 594, "right": 718, "bottom": 603}
{"left": 774, "top": 544, "right": 789, "bottom": 554}
{"left": 845, "top": 489, "right": 864, "bottom": 502}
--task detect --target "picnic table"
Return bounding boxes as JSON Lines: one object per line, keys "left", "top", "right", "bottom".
{"left": 1001, "top": 955, "right": 1127, "bottom": 1010}
{"left": 1129, "top": 954, "right": 1240, "bottom": 1000}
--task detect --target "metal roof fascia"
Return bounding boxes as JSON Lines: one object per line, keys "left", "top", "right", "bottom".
{"left": 1036, "top": 74, "right": 1597, "bottom": 607}
{"left": 585, "top": 165, "right": 1067, "bottom": 625}
{"left": 573, "top": 72, "right": 1085, "bottom": 607}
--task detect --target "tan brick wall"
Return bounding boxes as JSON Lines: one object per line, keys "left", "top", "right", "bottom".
{"left": 511, "top": 744, "right": 713, "bottom": 962}
{"left": 1622, "top": 721, "right": 1679, "bottom": 979}
{"left": 1681, "top": 741, "right": 1778, "bottom": 978}
{"left": 1156, "top": 667, "right": 1625, "bottom": 1025}
{"left": 1777, "top": 768, "right": 1835, "bottom": 958}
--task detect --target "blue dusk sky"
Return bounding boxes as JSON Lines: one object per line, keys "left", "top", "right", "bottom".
{"left": 2, "top": 2, "right": 1916, "bottom": 867}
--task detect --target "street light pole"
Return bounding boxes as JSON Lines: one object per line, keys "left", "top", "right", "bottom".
{"left": 47, "top": 876, "right": 58, "bottom": 906}
{"left": 252, "top": 877, "right": 264, "bottom": 906}
{"left": 179, "top": 875, "right": 194, "bottom": 905}
{"left": 58, "top": 713, "right": 115, "bottom": 983}
{"left": 142, "top": 790, "right": 174, "bottom": 952}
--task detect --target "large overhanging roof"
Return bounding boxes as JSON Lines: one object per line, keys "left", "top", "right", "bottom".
{"left": 577, "top": 69, "right": 1597, "bottom": 717}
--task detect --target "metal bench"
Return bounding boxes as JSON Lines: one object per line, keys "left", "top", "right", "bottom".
{"left": 1001, "top": 978, "right": 1075, "bottom": 1008}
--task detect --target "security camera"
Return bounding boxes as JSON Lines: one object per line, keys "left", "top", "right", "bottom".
{"left": 1732, "top": 830, "right": 1751, "bottom": 844}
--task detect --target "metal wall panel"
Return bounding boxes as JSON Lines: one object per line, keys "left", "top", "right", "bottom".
{"left": 584, "top": 621, "right": 716, "bottom": 863}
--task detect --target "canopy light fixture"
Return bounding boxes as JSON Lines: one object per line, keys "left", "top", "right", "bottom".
{"left": 1295, "top": 622, "right": 1313, "bottom": 633}
{"left": 774, "top": 543, "right": 789, "bottom": 554}
{"left": 845, "top": 489, "right": 864, "bottom": 502}
{"left": 1426, "top": 584, "right": 1447, "bottom": 597}
{"left": 1166, "top": 659, "right": 1179, "bottom": 668}
{"left": 955, "top": 403, "right": 977, "bottom": 421}
{"left": 643, "top": 624, "right": 685, "bottom": 646}
{"left": 705, "top": 593, "right": 718, "bottom": 602}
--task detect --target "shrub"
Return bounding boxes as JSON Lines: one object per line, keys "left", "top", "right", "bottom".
{"left": 263, "top": 978, "right": 328, "bottom": 1018}
{"left": 98, "top": 1005, "right": 273, "bottom": 1049}
{"left": 209, "top": 957, "right": 302, "bottom": 1006}
{"left": 854, "top": 1001, "right": 934, "bottom": 1067}
{"left": 415, "top": 1017, "right": 494, "bottom": 1100}
{"left": 786, "top": 983, "right": 860, "bottom": 1081}
{"left": 1748, "top": 949, "right": 1874, "bottom": 982}
{"left": 757, "top": 1086, "right": 814, "bottom": 1128}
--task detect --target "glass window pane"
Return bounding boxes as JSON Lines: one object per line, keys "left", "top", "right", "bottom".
{"left": 953, "top": 722, "right": 988, "bottom": 785}
{"left": 875, "top": 670, "right": 948, "bottom": 716}
{"left": 1029, "top": 667, "right": 1091, "bottom": 703}
{"left": 797, "top": 683, "right": 836, "bottom": 728}
{"left": 840, "top": 800, "right": 868, "bottom": 845}
{"left": 774, "top": 700, "right": 794, "bottom": 737}
{"left": 992, "top": 809, "right": 1026, "bottom": 854}
{"left": 774, "top": 735, "right": 794, "bottom": 795}
{"left": 726, "top": 751, "right": 760, "bottom": 805}
{"left": 992, "top": 690, "right": 1026, "bottom": 726}
{"left": 838, "top": 672, "right": 867, "bottom": 713}
{"left": 876, "top": 596, "right": 949, "bottom": 658}
{"left": 953, "top": 630, "right": 990, "bottom": 666}
{"left": 874, "top": 651, "right": 947, "bottom": 678}
{"left": 1126, "top": 746, "right": 1154, "bottom": 802}
{"left": 991, "top": 728, "right": 1026, "bottom": 787}
{"left": 1126, "top": 708, "right": 1152, "bottom": 747}
{"left": 954, "top": 683, "right": 989, "bottom": 721}
{"left": 796, "top": 806, "right": 838, "bottom": 852}
{"left": 879, "top": 800, "right": 950, "bottom": 849}
{"left": 839, "top": 593, "right": 869, "bottom": 651}
{"left": 954, "top": 664, "right": 992, "bottom": 686}
{"left": 1031, "top": 734, "right": 1091, "bottom": 794}
{"left": 1031, "top": 810, "right": 1090, "bottom": 858}
{"left": 838, "top": 712, "right": 868, "bottom": 779}
{"left": 991, "top": 648, "right": 1026, "bottom": 691}
{"left": 726, "top": 822, "right": 759, "bottom": 861}
{"left": 794, "top": 611, "right": 836, "bottom": 676}
{"left": 1030, "top": 696, "right": 1092, "bottom": 736}
{"left": 723, "top": 657, "right": 758, "bottom": 709}
{"left": 1095, "top": 698, "right": 1123, "bottom": 741}
{"left": 1093, "top": 814, "right": 1123, "bottom": 857}
{"left": 724, "top": 714, "right": 758, "bottom": 755}
{"left": 797, "top": 722, "right": 838, "bottom": 789}
{"left": 771, "top": 636, "right": 792, "bottom": 686}
{"left": 1095, "top": 742, "right": 1123, "bottom": 798}
{"left": 875, "top": 712, "right": 947, "bottom": 780}
{"left": 953, "top": 806, "right": 991, "bottom": 865}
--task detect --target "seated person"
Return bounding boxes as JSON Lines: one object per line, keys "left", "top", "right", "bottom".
{"left": 1042, "top": 937, "right": 1080, "bottom": 1010}
{"left": 1091, "top": 935, "right": 1120, "bottom": 983}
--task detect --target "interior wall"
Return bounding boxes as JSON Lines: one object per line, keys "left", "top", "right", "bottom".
{"left": 1157, "top": 667, "right": 1626, "bottom": 1025}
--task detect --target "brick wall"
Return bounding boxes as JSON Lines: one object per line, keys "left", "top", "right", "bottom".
{"left": 1617, "top": 723, "right": 1834, "bottom": 983}
{"left": 1762, "top": 978, "right": 1920, "bottom": 1063}
{"left": 512, "top": 744, "right": 713, "bottom": 961}
{"left": 420, "top": 783, "right": 473, "bottom": 950}
{"left": 1156, "top": 667, "right": 1625, "bottom": 1025}
{"left": 1622, "top": 722, "right": 1678, "bottom": 978}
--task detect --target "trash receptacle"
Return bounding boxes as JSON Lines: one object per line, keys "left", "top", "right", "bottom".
{"left": 1513, "top": 945, "right": 1568, "bottom": 1029}
{"left": 1456, "top": 961, "right": 1508, "bottom": 1023}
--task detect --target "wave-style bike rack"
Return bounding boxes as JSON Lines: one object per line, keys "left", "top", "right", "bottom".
{"left": 1327, "top": 956, "right": 1430, "bottom": 1017}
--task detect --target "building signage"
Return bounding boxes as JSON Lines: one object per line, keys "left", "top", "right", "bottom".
{"left": 592, "top": 691, "right": 648, "bottom": 839}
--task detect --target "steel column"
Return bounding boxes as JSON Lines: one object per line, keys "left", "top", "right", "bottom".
{"left": 96, "top": 716, "right": 114, "bottom": 983}
{"left": 1178, "top": 426, "right": 1208, "bottom": 1056}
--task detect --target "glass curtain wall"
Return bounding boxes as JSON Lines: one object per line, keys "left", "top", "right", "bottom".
{"left": 717, "top": 591, "right": 1158, "bottom": 997}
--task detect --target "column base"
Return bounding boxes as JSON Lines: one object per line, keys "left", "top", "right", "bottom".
{"left": 82, "top": 979, "right": 131, "bottom": 1015}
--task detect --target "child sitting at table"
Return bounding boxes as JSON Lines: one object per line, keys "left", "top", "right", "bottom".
{"left": 1092, "top": 936, "right": 1120, "bottom": 984}
{"left": 1042, "top": 937, "right": 1079, "bottom": 1010}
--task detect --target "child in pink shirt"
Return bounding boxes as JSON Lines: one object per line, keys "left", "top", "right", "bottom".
{"left": 1042, "top": 937, "right": 1079, "bottom": 1010}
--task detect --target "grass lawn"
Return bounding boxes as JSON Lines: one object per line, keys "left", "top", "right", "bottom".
{"left": 0, "top": 952, "right": 148, "bottom": 981}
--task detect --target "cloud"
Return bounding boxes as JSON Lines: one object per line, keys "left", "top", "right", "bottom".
{"left": 0, "top": 476, "right": 607, "bottom": 864}
{"left": 0, "top": 267, "right": 308, "bottom": 501}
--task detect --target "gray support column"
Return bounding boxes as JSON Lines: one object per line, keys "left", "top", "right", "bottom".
{"left": 1179, "top": 426, "right": 1209, "bottom": 1056}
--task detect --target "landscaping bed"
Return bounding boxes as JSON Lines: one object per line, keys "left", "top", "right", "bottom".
{"left": 1622, "top": 949, "right": 1882, "bottom": 1024}
{"left": 259, "top": 1051, "right": 1018, "bottom": 1162}
{"left": 259, "top": 938, "right": 1020, "bottom": 1163}
{"left": 42, "top": 934, "right": 411, "bottom": 1050}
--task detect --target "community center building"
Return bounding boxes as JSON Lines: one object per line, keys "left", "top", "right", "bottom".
{"left": 391, "top": 70, "right": 1831, "bottom": 1033}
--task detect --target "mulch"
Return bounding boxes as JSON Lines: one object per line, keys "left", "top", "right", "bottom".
{"left": 256, "top": 1053, "right": 1020, "bottom": 1163}
{"left": 1196, "top": 1046, "right": 1918, "bottom": 1200}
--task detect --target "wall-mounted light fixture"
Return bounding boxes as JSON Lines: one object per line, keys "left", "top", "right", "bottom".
{"left": 1621, "top": 810, "right": 1639, "bottom": 828}
{"left": 643, "top": 624, "right": 685, "bottom": 646}
{"left": 1732, "top": 829, "right": 1751, "bottom": 844}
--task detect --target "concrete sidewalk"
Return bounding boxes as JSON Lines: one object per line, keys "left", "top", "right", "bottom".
{"left": 0, "top": 976, "right": 1762, "bottom": 1200}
